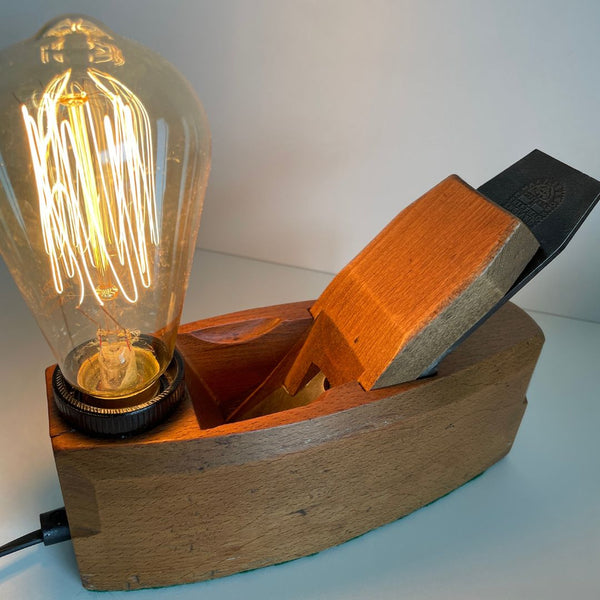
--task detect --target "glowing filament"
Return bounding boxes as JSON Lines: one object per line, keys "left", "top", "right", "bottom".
{"left": 21, "top": 67, "right": 159, "bottom": 305}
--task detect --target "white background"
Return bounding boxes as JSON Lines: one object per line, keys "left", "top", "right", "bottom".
{"left": 1, "top": 0, "right": 599, "bottom": 321}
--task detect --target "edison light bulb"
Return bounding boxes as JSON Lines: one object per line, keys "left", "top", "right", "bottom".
{"left": 0, "top": 16, "right": 209, "bottom": 429}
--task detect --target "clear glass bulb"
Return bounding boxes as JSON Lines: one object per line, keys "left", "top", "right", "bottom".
{"left": 0, "top": 16, "right": 210, "bottom": 400}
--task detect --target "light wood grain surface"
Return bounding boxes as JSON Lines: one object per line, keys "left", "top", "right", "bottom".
{"left": 50, "top": 301, "right": 543, "bottom": 590}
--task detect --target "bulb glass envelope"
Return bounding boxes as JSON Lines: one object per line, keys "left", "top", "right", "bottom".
{"left": 0, "top": 15, "right": 210, "bottom": 400}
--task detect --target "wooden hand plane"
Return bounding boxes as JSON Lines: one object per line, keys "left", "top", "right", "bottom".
{"left": 48, "top": 150, "right": 600, "bottom": 590}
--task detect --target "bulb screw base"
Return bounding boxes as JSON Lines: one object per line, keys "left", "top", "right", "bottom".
{"left": 52, "top": 349, "right": 187, "bottom": 437}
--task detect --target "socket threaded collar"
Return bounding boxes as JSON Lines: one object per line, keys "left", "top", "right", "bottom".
{"left": 52, "top": 349, "right": 186, "bottom": 437}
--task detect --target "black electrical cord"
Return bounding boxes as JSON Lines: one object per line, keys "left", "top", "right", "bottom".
{"left": 0, "top": 507, "right": 71, "bottom": 558}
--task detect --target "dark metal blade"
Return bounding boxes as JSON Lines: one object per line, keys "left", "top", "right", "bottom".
{"left": 421, "top": 149, "right": 600, "bottom": 377}
{"left": 479, "top": 149, "right": 600, "bottom": 295}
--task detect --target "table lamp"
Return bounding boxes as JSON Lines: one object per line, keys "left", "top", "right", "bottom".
{"left": 0, "top": 14, "right": 598, "bottom": 592}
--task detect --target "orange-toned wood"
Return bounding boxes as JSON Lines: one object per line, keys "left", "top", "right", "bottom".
{"left": 177, "top": 300, "right": 314, "bottom": 423}
{"left": 50, "top": 300, "right": 543, "bottom": 591}
{"left": 286, "top": 175, "right": 538, "bottom": 393}
{"left": 230, "top": 175, "right": 538, "bottom": 421}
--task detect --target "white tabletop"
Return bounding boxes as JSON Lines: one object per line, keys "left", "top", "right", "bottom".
{"left": 0, "top": 249, "right": 598, "bottom": 599}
